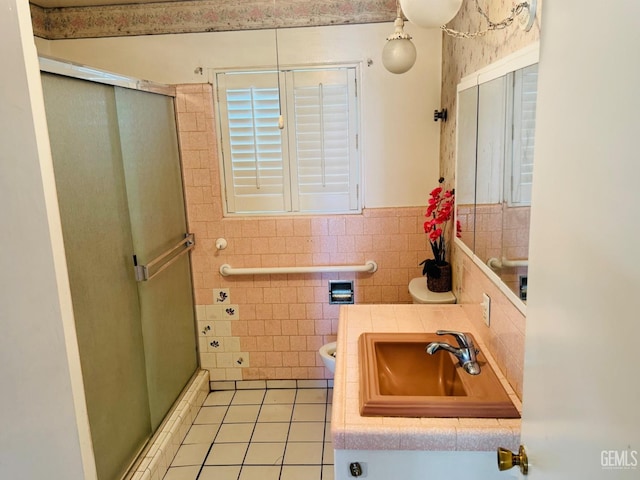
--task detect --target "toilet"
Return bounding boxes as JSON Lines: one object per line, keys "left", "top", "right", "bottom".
{"left": 319, "top": 341, "right": 337, "bottom": 374}
{"left": 408, "top": 277, "right": 456, "bottom": 304}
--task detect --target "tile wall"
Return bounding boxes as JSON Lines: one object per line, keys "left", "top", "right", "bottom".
{"left": 471, "top": 203, "right": 530, "bottom": 265}
{"left": 175, "top": 84, "right": 434, "bottom": 383}
{"left": 455, "top": 246, "right": 526, "bottom": 399}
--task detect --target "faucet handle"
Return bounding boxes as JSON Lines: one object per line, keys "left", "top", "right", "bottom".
{"left": 435, "top": 330, "right": 473, "bottom": 349}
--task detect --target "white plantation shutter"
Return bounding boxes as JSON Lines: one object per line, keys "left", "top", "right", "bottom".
{"left": 287, "top": 68, "right": 358, "bottom": 212}
{"left": 510, "top": 63, "right": 538, "bottom": 205}
{"left": 217, "top": 71, "right": 290, "bottom": 213}
{"left": 217, "top": 67, "right": 360, "bottom": 215}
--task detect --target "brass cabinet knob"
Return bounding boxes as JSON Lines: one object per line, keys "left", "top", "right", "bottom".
{"left": 497, "top": 445, "right": 528, "bottom": 474}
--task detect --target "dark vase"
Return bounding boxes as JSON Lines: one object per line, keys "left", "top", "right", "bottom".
{"left": 426, "top": 262, "right": 452, "bottom": 293}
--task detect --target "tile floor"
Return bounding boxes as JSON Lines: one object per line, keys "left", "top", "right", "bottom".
{"left": 164, "top": 388, "right": 334, "bottom": 480}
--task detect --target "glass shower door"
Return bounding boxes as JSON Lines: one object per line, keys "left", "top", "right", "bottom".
{"left": 42, "top": 73, "right": 198, "bottom": 479}
{"left": 41, "top": 74, "right": 152, "bottom": 480}
{"left": 115, "top": 87, "right": 198, "bottom": 430}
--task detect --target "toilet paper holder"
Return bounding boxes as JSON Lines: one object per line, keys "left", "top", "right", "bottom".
{"left": 329, "top": 280, "right": 354, "bottom": 304}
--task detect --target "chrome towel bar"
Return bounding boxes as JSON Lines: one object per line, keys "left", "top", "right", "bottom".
{"left": 134, "top": 233, "right": 195, "bottom": 282}
{"left": 219, "top": 260, "right": 378, "bottom": 277}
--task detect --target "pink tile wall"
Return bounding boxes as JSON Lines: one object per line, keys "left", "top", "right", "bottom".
{"left": 454, "top": 245, "right": 526, "bottom": 399}
{"left": 175, "top": 84, "right": 433, "bottom": 381}
{"left": 474, "top": 203, "right": 503, "bottom": 263}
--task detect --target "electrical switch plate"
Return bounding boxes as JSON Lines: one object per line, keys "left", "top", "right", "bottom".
{"left": 482, "top": 293, "right": 491, "bottom": 327}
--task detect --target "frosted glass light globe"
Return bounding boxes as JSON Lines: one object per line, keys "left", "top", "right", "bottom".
{"left": 382, "top": 38, "right": 417, "bottom": 74}
{"left": 400, "top": 0, "right": 463, "bottom": 28}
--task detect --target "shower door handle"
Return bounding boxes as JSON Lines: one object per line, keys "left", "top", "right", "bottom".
{"left": 133, "top": 233, "right": 195, "bottom": 282}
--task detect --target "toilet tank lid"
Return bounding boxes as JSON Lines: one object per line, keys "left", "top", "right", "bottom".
{"left": 408, "top": 277, "right": 456, "bottom": 303}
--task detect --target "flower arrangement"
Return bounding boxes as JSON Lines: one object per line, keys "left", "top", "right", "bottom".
{"left": 419, "top": 177, "right": 460, "bottom": 277}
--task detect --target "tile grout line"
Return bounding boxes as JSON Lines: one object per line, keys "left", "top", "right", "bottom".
{"left": 238, "top": 390, "right": 276, "bottom": 480}
{"left": 276, "top": 388, "right": 299, "bottom": 480}
{"left": 194, "top": 390, "right": 235, "bottom": 480}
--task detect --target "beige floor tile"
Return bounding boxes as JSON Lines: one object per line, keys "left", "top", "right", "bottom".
{"left": 231, "top": 389, "right": 265, "bottom": 405}
{"left": 266, "top": 380, "right": 297, "bottom": 389}
{"left": 327, "top": 388, "right": 334, "bottom": 404}
{"left": 204, "top": 443, "right": 248, "bottom": 466}
{"left": 295, "top": 388, "right": 327, "bottom": 404}
{"left": 215, "top": 423, "right": 254, "bottom": 443}
{"left": 283, "top": 442, "right": 323, "bottom": 465}
{"left": 280, "top": 465, "right": 321, "bottom": 480}
{"left": 291, "top": 404, "right": 326, "bottom": 422}
{"left": 323, "top": 443, "right": 334, "bottom": 464}
{"left": 198, "top": 465, "right": 241, "bottom": 480}
{"left": 243, "top": 442, "right": 285, "bottom": 465}
{"left": 251, "top": 422, "right": 290, "bottom": 443}
{"left": 182, "top": 424, "right": 220, "bottom": 444}
{"left": 224, "top": 405, "right": 260, "bottom": 423}
{"left": 171, "top": 444, "right": 210, "bottom": 467}
{"left": 323, "top": 465, "right": 335, "bottom": 480}
{"left": 163, "top": 466, "right": 200, "bottom": 480}
{"left": 257, "top": 404, "right": 293, "bottom": 423}
{"left": 287, "top": 422, "right": 325, "bottom": 442}
{"left": 297, "top": 380, "right": 327, "bottom": 389}
{"left": 236, "top": 380, "right": 267, "bottom": 390}
{"left": 263, "top": 389, "right": 296, "bottom": 405}
{"left": 194, "top": 406, "right": 227, "bottom": 425}
{"left": 238, "top": 465, "right": 280, "bottom": 480}
{"left": 203, "top": 390, "right": 234, "bottom": 406}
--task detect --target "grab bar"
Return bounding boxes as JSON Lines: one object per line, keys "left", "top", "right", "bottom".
{"left": 487, "top": 256, "right": 528, "bottom": 269}
{"left": 219, "top": 260, "right": 378, "bottom": 277}
{"left": 134, "top": 233, "right": 195, "bottom": 282}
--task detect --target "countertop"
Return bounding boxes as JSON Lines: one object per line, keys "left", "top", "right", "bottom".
{"left": 330, "top": 304, "right": 521, "bottom": 451}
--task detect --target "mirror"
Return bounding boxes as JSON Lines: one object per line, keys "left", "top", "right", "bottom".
{"left": 456, "top": 86, "right": 478, "bottom": 254}
{"left": 455, "top": 45, "right": 539, "bottom": 309}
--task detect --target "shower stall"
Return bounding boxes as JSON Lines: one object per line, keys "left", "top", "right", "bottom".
{"left": 40, "top": 64, "right": 198, "bottom": 480}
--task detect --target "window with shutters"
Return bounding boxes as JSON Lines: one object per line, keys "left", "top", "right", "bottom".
{"left": 215, "top": 66, "right": 360, "bottom": 215}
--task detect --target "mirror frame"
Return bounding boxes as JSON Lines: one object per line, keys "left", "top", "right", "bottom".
{"left": 454, "top": 42, "right": 540, "bottom": 315}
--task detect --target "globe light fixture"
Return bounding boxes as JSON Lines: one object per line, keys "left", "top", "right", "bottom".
{"left": 400, "top": 0, "right": 463, "bottom": 28}
{"left": 382, "top": 8, "right": 417, "bottom": 74}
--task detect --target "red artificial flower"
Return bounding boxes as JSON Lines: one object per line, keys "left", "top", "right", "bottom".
{"left": 429, "top": 228, "right": 443, "bottom": 241}
{"left": 430, "top": 186, "right": 443, "bottom": 197}
{"left": 422, "top": 178, "right": 456, "bottom": 265}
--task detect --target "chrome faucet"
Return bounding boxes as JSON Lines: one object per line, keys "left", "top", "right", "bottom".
{"left": 425, "top": 330, "right": 481, "bottom": 375}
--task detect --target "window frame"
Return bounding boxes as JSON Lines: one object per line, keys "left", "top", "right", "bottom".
{"left": 211, "top": 63, "right": 362, "bottom": 217}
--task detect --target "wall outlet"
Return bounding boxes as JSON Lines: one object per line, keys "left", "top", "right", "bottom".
{"left": 482, "top": 293, "right": 491, "bottom": 327}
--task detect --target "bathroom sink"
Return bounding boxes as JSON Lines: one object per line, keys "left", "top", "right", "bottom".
{"left": 358, "top": 332, "right": 520, "bottom": 418}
